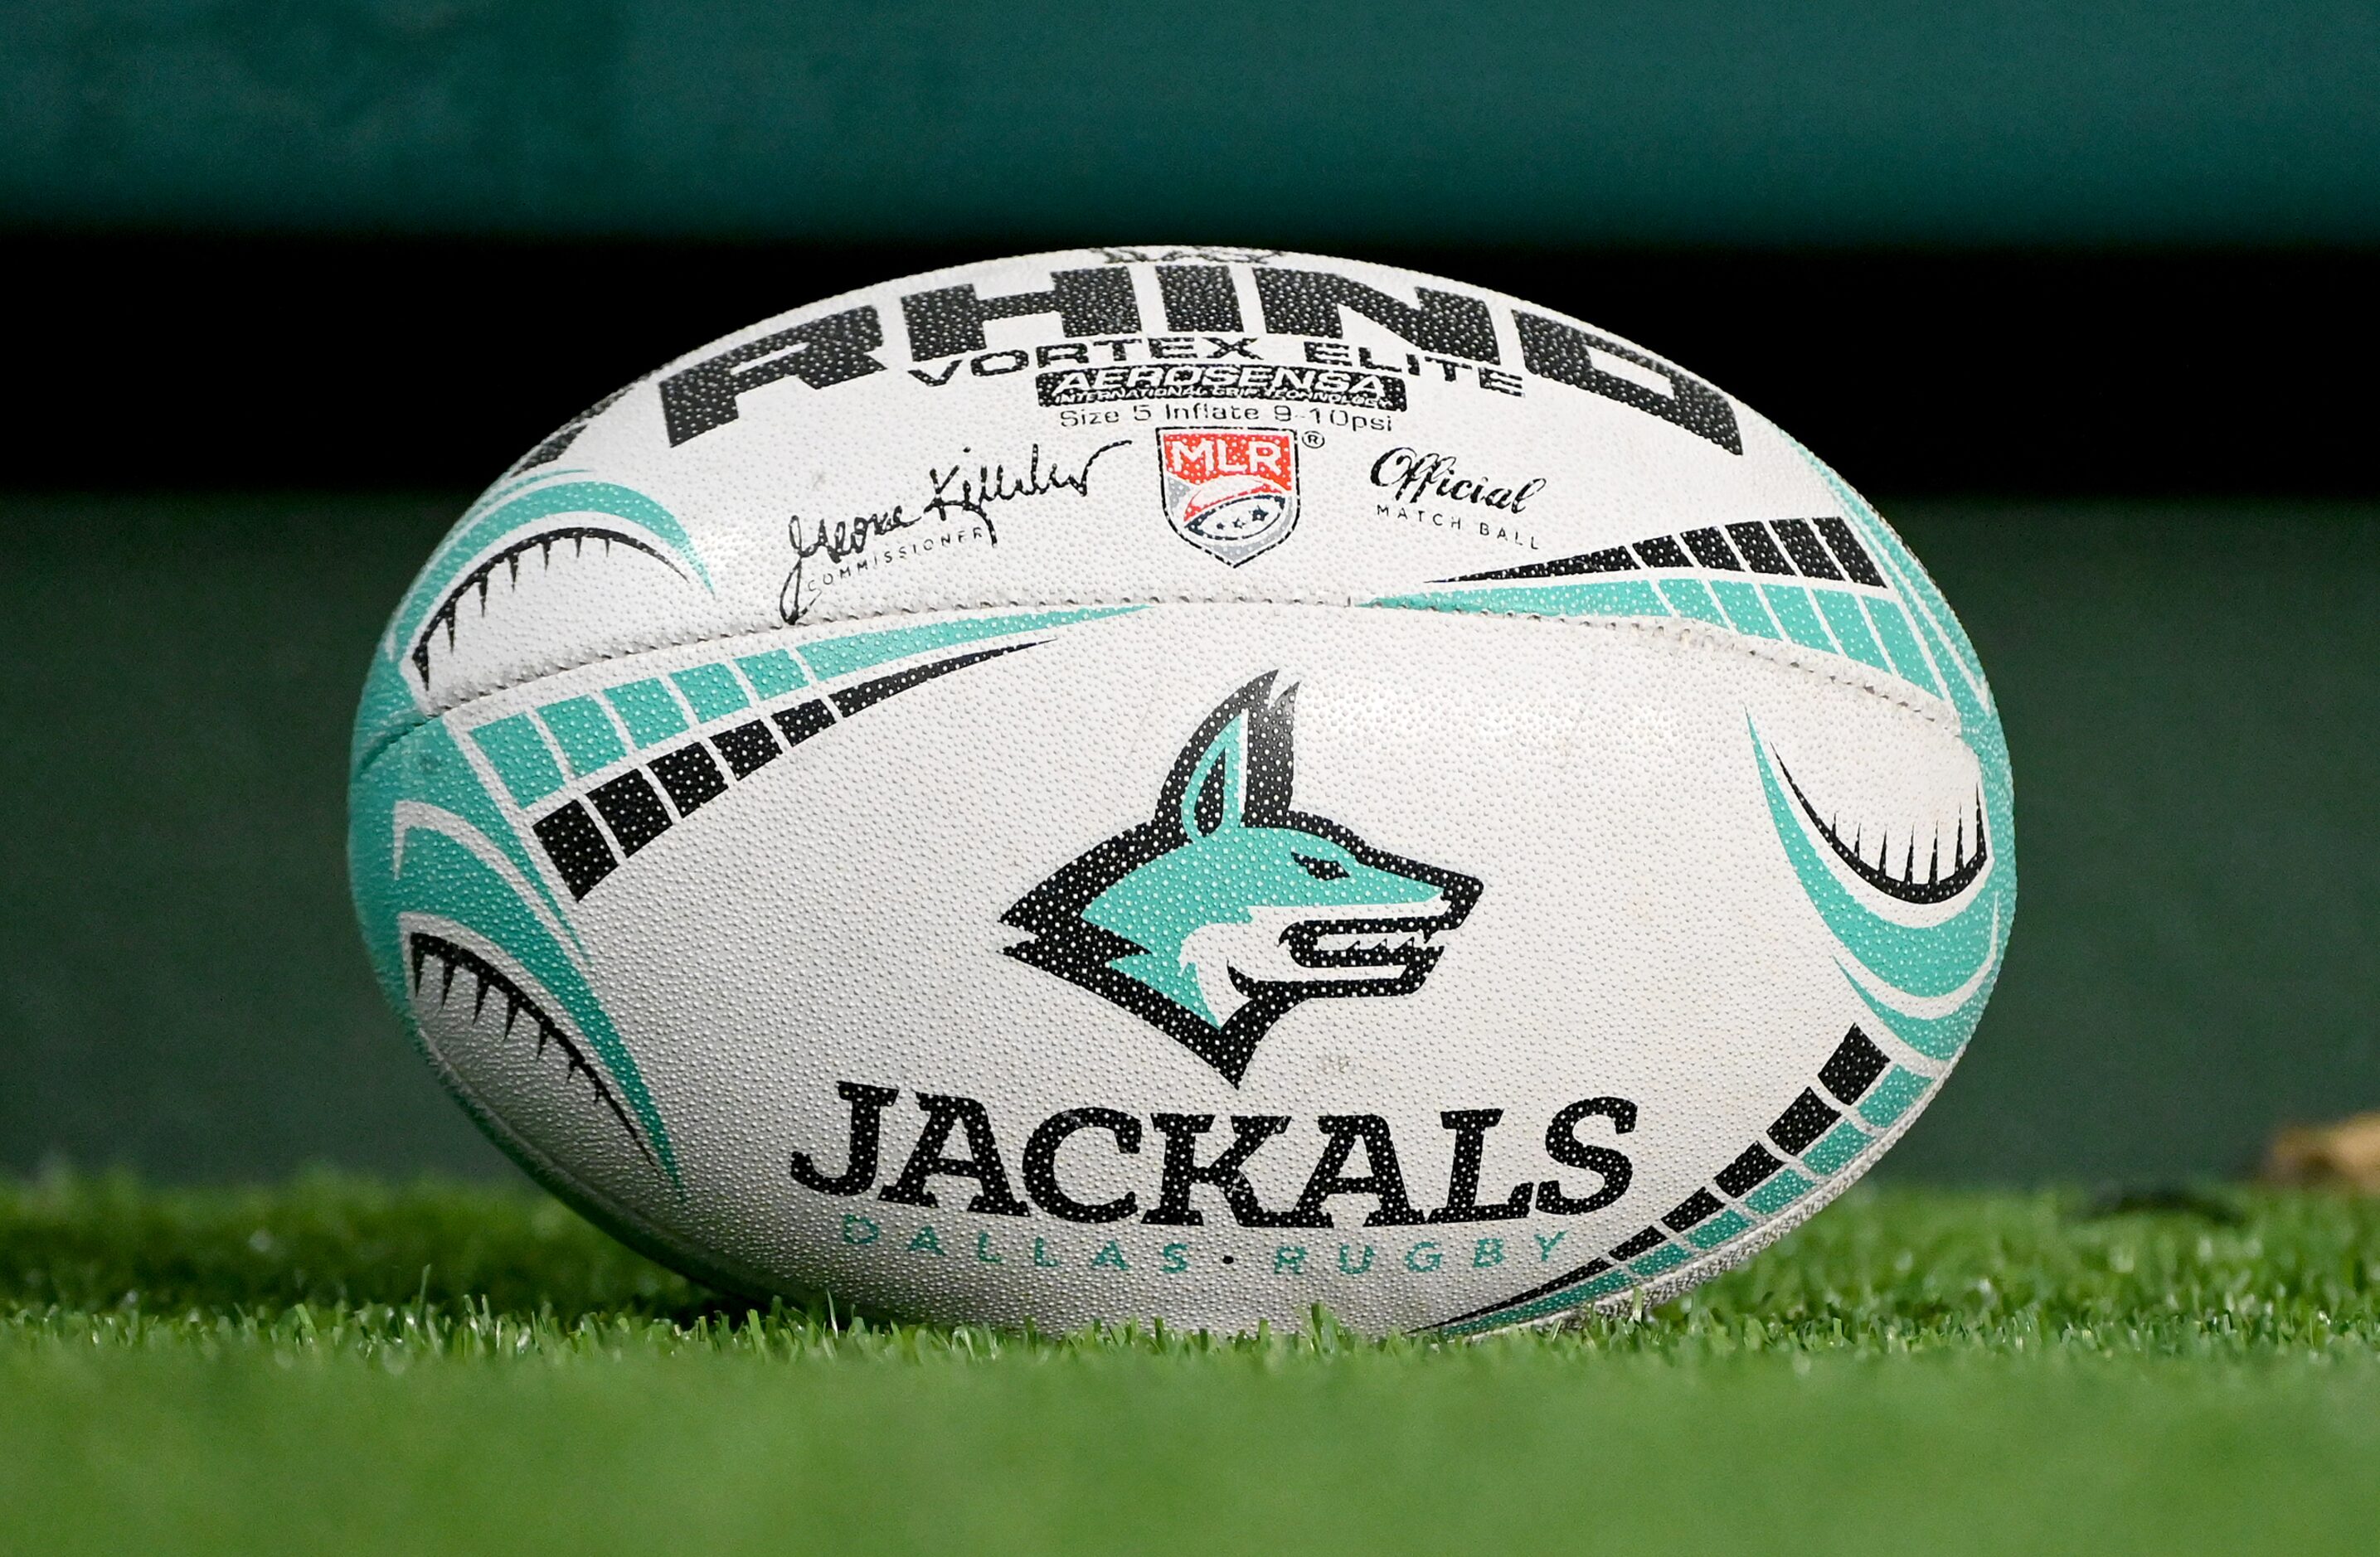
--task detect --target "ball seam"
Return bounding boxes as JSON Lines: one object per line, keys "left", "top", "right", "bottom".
{"left": 362, "top": 597, "right": 1964, "bottom": 781}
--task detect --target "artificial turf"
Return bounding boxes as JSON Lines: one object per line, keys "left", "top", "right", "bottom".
{"left": 5, "top": 1173, "right": 2380, "bottom": 1555}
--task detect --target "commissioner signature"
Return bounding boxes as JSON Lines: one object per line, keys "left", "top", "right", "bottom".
{"left": 779, "top": 439, "right": 1131, "bottom": 624}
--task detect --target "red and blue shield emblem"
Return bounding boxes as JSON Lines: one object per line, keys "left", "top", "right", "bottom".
{"left": 1158, "top": 429, "right": 1300, "bottom": 566}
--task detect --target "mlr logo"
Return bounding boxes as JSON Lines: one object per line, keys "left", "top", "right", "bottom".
{"left": 1157, "top": 429, "right": 1301, "bottom": 566}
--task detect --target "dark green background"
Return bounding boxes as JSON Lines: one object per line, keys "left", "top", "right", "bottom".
{"left": 4, "top": 496, "right": 2373, "bottom": 1181}
{"left": 6, "top": 2, "right": 2378, "bottom": 246}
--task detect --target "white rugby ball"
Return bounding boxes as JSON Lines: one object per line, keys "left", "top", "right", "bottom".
{"left": 349, "top": 246, "right": 2014, "bottom": 1336}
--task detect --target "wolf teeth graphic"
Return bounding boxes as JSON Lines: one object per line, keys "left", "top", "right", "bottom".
{"left": 1749, "top": 449, "right": 2018, "bottom": 1066}
{"left": 388, "top": 470, "right": 713, "bottom": 694}
{"left": 1775, "top": 758, "right": 1989, "bottom": 906}
{"left": 1003, "top": 674, "right": 1480, "bottom": 1084}
{"left": 348, "top": 470, "right": 707, "bottom": 1190}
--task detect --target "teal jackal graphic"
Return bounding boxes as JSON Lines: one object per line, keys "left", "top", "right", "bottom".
{"left": 1003, "top": 674, "right": 1481, "bottom": 1084}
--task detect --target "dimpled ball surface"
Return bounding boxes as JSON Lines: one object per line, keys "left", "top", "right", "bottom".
{"left": 348, "top": 247, "right": 2014, "bottom": 1336}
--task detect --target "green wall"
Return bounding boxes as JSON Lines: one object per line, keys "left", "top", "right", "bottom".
{"left": 6, "top": 2, "right": 2378, "bottom": 245}
{"left": 2, "top": 494, "right": 2373, "bottom": 1182}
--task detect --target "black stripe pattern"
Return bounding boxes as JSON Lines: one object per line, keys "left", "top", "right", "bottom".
{"left": 532, "top": 643, "right": 1034, "bottom": 900}
{"left": 1443, "top": 515, "right": 1886, "bottom": 588}
{"left": 1431, "top": 1024, "right": 1899, "bottom": 1331}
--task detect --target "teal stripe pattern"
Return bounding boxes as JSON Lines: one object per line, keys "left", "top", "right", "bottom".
{"left": 1656, "top": 577, "right": 1730, "bottom": 626}
{"left": 1710, "top": 579, "right": 1781, "bottom": 638}
{"left": 1858, "top": 1065, "right": 1933, "bottom": 1129}
{"left": 1362, "top": 514, "right": 1956, "bottom": 706}
{"left": 735, "top": 650, "right": 809, "bottom": 697}
{"left": 798, "top": 608, "right": 1143, "bottom": 682}
{"left": 352, "top": 603, "right": 1148, "bottom": 1200}
{"left": 1811, "top": 588, "right": 1892, "bottom": 672}
{"left": 469, "top": 715, "right": 566, "bottom": 807}
{"left": 1761, "top": 584, "right": 1837, "bottom": 652}
{"left": 463, "top": 607, "right": 1149, "bottom": 908}
{"left": 1744, "top": 1169, "right": 1814, "bottom": 1217}
{"left": 1752, "top": 731, "right": 1999, "bottom": 1005}
{"left": 1861, "top": 597, "right": 1942, "bottom": 694}
{"left": 671, "top": 662, "right": 750, "bottom": 721}
{"left": 1688, "top": 1210, "right": 1751, "bottom": 1249}
{"left": 348, "top": 652, "right": 677, "bottom": 1186}
{"left": 537, "top": 696, "right": 627, "bottom": 776}
{"left": 1764, "top": 425, "right": 2018, "bottom": 1069}
{"left": 603, "top": 679, "right": 691, "bottom": 747}
{"left": 1370, "top": 579, "right": 1669, "bottom": 619}
{"left": 1629, "top": 1243, "right": 1690, "bottom": 1278}
{"left": 1801, "top": 1119, "right": 1872, "bottom": 1176}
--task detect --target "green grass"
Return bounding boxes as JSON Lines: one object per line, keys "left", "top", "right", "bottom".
{"left": 7, "top": 1174, "right": 2380, "bottom": 1555}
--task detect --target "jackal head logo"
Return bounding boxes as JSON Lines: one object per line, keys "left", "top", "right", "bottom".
{"left": 1003, "top": 674, "right": 1481, "bottom": 1084}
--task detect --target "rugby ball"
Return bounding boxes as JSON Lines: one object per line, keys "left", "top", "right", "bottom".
{"left": 348, "top": 246, "right": 2014, "bottom": 1336}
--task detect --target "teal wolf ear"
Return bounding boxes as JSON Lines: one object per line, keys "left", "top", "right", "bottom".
{"left": 1179, "top": 713, "right": 1251, "bottom": 837}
